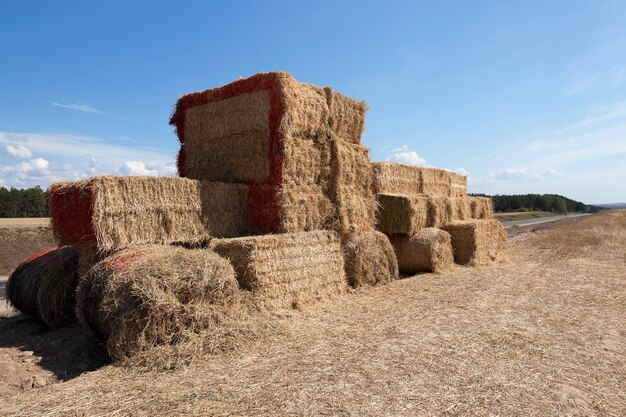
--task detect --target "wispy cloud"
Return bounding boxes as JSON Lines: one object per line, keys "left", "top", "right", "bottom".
{"left": 564, "top": 37, "right": 626, "bottom": 96}
{"left": 467, "top": 101, "right": 626, "bottom": 202}
{"left": 51, "top": 101, "right": 103, "bottom": 114}
{"left": 0, "top": 130, "right": 176, "bottom": 188}
{"left": 5, "top": 144, "right": 32, "bottom": 158}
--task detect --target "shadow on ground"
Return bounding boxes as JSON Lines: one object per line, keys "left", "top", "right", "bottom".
{"left": 0, "top": 314, "right": 110, "bottom": 381}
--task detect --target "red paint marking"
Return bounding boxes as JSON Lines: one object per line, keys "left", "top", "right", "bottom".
{"left": 104, "top": 253, "right": 141, "bottom": 273}
{"left": 169, "top": 72, "right": 286, "bottom": 186}
{"left": 247, "top": 184, "right": 282, "bottom": 233}
{"left": 23, "top": 247, "right": 57, "bottom": 264}
{"left": 49, "top": 182, "right": 97, "bottom": 245}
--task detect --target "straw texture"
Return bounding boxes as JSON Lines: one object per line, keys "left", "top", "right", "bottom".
{"left": 6, "top": 246, "right": 79, "bottom": 329}
{"left": 372, "top": 162, "right": 467, "bottom": 197}
{"left": 211, "top": 231, "right": 348, "bottom": 311}
{"left": 343, "top": 231, "right": 399, "bottom": 287}
{"left": 170, "top": 71, "right": 369, "bottom": 235}
{"left": 49, "top": 176, "right": 250, "bottom": 251}
{"left": 76, "top": 245, "right": 243, "bottom": 364}
{"left": 443, "top": 219, "right": 507, "bottom": 266}
{"left": 388, "top": 228, "right": 454, "bottom": 273}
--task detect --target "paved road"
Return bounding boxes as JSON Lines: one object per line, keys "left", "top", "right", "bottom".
{"left": 0, "top": 276, "right": 7, "bottom": 299}
{"left": 502, "top": 213, "right": 591, "bottom": 229}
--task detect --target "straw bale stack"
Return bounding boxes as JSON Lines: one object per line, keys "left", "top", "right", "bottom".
{"left": 211, "top": 231, "right": 348, "bottom": 311}
{"left": 6, "top": 246, "right": 79, "bottom": 329}
{"left": 49, "top": 176, "right": 250, "bottom": 251}
{"left": 388, "top": 228, "right": 454, "bottom": 273}
{"left": 450, "top": 172, "right": 468, "bottom": 197}
{"left": 342, "top": 231, "right": 399, "bottom": 287}
{"left": 443, "top": 219, "right": 507, "bottom": 266}
{"left": 76, "top": 245, "right": 242, "bottom": 362}
{"left": 170, "top": 71, "right": 371, "bottom": 235}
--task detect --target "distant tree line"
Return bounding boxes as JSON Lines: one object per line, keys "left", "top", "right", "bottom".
{"left": 0, "top": 186, "right": 49, "bottom": 217}
{"left": 470, "top": 193, "right": 602, "bottom": 214}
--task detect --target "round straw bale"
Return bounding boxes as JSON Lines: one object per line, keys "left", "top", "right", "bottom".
{"left": 76, "top": 245, "right": 241, "bottom": 362}
{"left": 388, "top": 228, "right": 454, "bottom": 274}
{"left": 343, "top": 231, "right": 399, "bottom": 287}
{"left": 6, "top": 246, "right": 79, "bottom": 329}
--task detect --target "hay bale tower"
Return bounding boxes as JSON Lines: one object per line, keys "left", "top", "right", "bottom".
{"left": 170, "top": 71, "right": 375, "bottom": 235}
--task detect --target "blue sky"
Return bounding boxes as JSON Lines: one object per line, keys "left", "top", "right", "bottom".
{"left": 1, "top": 1, "right": 625, "bottom": 203}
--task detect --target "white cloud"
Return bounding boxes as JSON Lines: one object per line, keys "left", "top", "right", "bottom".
{"left": 454, "top": 168, "right": 469, "bottom": 177}
{"left": 386, "top": 145, "right": 427, "bottom": 166}
{"left": 120, "top": 161, "right": 159, "bottom": 176}
{"left": 31, "top": 157, "right": 49, "bottom": 171}
{"left": 564, "top": 36, "right": 626, "bottom": 96}
{"left": 51, "top": 101, "right": 102, "bottom": 114}
{"left": 6, "top": 144, "right": 32, "bottom": 158}
{"left": 0, "top": 130, "right": 177, "bottom": 188}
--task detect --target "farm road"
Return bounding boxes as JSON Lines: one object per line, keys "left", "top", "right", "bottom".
{"left": 502, "top": 213, "right": 590, "bottom": 228}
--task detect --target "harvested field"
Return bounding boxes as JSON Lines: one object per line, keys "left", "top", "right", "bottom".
{"left": 1, "top": 211, "right": 625, "bottom": 416}
{"left": 0, "top": 225, "right": 55, "bottom": 275}
{"left": 0, "top": 218, "right": 49, "bottom": 228}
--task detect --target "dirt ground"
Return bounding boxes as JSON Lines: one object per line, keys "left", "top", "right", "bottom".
{"left": 0, "top": 222, "right": 55, "bottom": 275}
{"left": 0, "top": 211, "right": 624, "bottom": 416}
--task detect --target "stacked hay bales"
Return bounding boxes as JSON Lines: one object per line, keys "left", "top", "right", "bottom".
{"left": 443, "top": 219, "right": 507, "bottom": 266}
{"left": 172, "top": 71, "right": 396, "bottom": 287}
{"left": 372, "top": 162, "right": 505, "bottom": 272}
{"left": 49, "top": 176, "right": 250, "bottom": 251}
{"left": 6, "top": 247, "right": 79, "bottom": 329}
{"left": 76, "top": 245, "right": 244, "bottom": 362}
{"left": 210, "top": 231, "right": 348, "bottom": 310}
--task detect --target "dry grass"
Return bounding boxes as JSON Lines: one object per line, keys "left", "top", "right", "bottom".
{"left": 1, "top": 211, "right": 625, "bottom": 416}
{"left": 0, "top": 226, "right": 55, "bottom": 275}
{"left": 0, "top": 218, "right": 49, "bottom": 228}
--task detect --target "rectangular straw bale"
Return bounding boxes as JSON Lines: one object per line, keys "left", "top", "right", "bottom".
{"left": 443, "top": 219, "right": 507, "bottom": 266}
{"left": 372, "top": 162, "right": 421, "bottom": 195}
{"left": 330, "top": 141, "right": 377, "bottom": 234}
{"left": 49, "top": 176, "right": 250, "bottom": 251}
{"left": 421, "top": 167, "right": 453, "bottom": 196}
{"left": 376, "top": 194, "right": 429, "bottom": 234}
{"left": 210, "top": 231, "right": 348, "bottom": 311}
{"left": 388, "top": 228, "right": 454, "bottom": 273}
{"left": 450, "top": 172, "right": 468, "bottom": 197}
{"left": 324, "top": 87, "right": 367, "bottom": 144}
{"left": 469, "top": 197, "right": 494, "bottom": 219}
{"left": 371, "top": 162, "right": 456, "bottom": 197}
{"left": 427, "top": 196, "right": 454, "bottom": 228}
